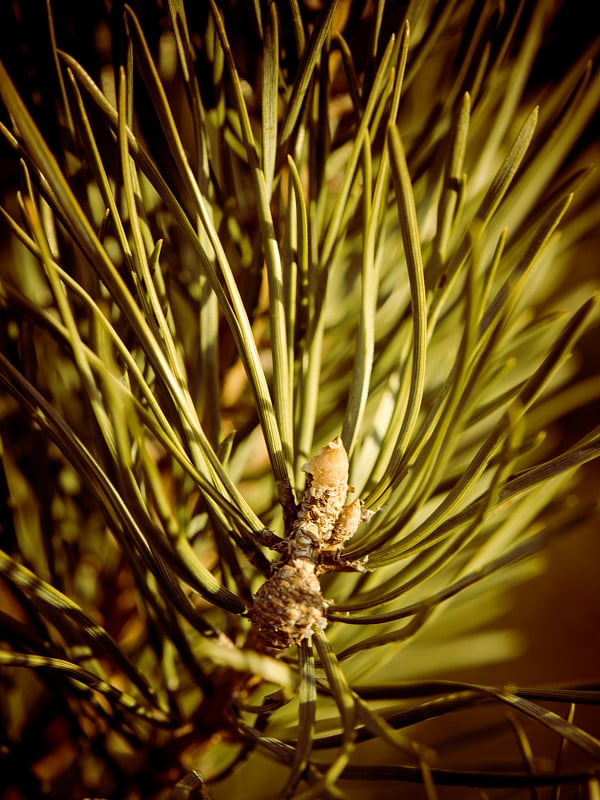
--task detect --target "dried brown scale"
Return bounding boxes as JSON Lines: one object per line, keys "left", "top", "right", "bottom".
{"left": 250, "top": 437, "right": 370, "bottom": 655}
{"left": 251, "top": 559, "right": 326, "bottom": 654}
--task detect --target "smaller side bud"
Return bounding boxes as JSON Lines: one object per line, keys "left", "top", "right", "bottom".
{"left": 329, "top": 497, "right": 363, "bottom": 548}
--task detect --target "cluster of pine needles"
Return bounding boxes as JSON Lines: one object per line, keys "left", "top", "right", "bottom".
{"left": 0, "top": 1, "right": 599, "bottom": 798}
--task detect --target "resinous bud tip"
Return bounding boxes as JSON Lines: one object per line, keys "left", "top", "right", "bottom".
{"left": 302, "top": 436, "right": 349, "bottom": 487}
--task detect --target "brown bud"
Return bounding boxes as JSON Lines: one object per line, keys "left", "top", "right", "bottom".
{"left": 302, "top": 436, "right": 348, "bottom": 488}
